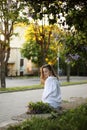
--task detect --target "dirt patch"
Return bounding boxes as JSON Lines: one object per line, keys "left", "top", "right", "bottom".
{"left": 62, "top": 97, "right": 87, "bottom": 110}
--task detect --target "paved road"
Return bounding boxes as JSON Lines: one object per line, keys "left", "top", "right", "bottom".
{"left": 6, "top": 76, "right": 87, "bottom": 88}
{"left": 0, "top": 83, "right": 87, "bottom": 127}
{"left": 6, "top": 77, "right": 40, "bottom": 88}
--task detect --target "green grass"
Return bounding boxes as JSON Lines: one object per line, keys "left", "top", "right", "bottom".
{"left": 0, "top": 84, "right": 43, "bottom": 93}
{"left": 61, "top": 80, "right": 87, "bottom": 86}
{"left": 0, "top": 80, "right": 87, "bottom": 93}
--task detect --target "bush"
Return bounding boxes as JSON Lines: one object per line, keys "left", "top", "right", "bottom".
{"left": 7, "top": 103, "right": 87, "bottom": 130}
{"left": 27, "top": 101, "right": 55, "bottom": 114}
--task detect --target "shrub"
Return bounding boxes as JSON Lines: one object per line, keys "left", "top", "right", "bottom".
{"left": 7, "top": 103, "right": 87, "bottom": 130}
{"left": 56, "top": 103, "right": 87, "bottom": 130}
{"left": 27, "top": 101, "right": 55, "bottom": 114}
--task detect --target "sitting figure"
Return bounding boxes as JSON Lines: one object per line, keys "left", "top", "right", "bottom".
{"left": 40, "top": 64, "right": 62, "bottom": 109}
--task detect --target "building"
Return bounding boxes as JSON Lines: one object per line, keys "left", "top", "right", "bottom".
{"left": 7, "top": 25, "right": 38, "bottom": 76}
{"left": 7, "top": 47, "right": 27, "bottom": 76}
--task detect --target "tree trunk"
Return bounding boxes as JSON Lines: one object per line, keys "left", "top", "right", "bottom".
{"left": 0, "top": 44, "right": 6, "bottom": 88}
{"left": 0, "top": 46, "right": 6, "bottom": 88}
{"left": 67, "top": 63, "right": 70, "bottom": 82}
{"left": 1, "top": 61, "right": 6, "bottom": 88}
{"left": 0, "top": 43, "right": 1, "bottom": 87}
{"left": 0, "top": 64, "right": 1, "bottom": 88}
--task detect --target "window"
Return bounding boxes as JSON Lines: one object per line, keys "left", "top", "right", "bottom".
{"left": 20, "top": 59, "right": 24, "bottom": 67}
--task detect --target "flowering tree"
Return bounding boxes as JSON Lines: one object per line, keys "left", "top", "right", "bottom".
{"left": 21, "top": 23, "right": 64, "bottom": 67}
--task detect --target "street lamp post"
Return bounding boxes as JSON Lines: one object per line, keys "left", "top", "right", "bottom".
{"left": 53, "top": 34, "right": 60, "bottom": 76}
{"left": 57, "top": 46, "right": 60, "bottom": 75}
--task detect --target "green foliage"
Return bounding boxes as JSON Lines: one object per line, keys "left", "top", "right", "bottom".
{"left": 21, "top": 40, "right": 40, "bottom": 63}
{"left": 26, "top": 0, "right": 60, "bottom": 24}
{"left": 27, "top": 101, "right": 55, "bottom": 114}
{"left": 64, "top": 32, "right": 87, "bottom": 64}
{"left": 25, "top": 0, "right": 87, "bottom": 75}
{"left": 7, "top": 125, "right": 20, "bottom": 130}
{"left": 63, "top": 0, "right": 87, "bottom": 65}
{"left": 0, "top": 0, "right": 29, "bottom": 88}
{"left": 21, "top": 24, "right": 62, "bottom": 67}
{"left": 57, "top": 103, "right": 87, "bottom": 130}
{"left": 65, "top": 0, "right": 87, "bottom": 33}
{"left": 53, "top": 0, "right": 87, "bottom": 70}
{"left": 7, "top": 103, "right": 87, "bottom": 130}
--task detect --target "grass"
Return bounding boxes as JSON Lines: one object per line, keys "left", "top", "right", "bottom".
{"left": 61, "top": 80, "right": 87, "bottom": 86}
{"left": 0, "top": 80, "right": 87, "bottom": 93}
{"left": 0, "top": 84, "right": 43, "bottom": 93}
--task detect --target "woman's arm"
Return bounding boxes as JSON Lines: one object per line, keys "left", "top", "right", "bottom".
{"left": 42, "top": 77, "right": 57, "bottom": 100}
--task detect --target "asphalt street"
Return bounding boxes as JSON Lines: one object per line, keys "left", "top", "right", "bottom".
{"left": 0, "top": 76, "right": 87, "bottom": 127}
{"left": 6, "top": 76, "right": 87, "bottom": 88}
{"left": 6, "top": 77, "right": 40, "bottom": 88}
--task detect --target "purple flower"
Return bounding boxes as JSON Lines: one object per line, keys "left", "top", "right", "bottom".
{"left": 65, "top": 53, "right": 80, "bottom": 63}
{"left": 69, "top": 54, "right": 80, "bottom": 60}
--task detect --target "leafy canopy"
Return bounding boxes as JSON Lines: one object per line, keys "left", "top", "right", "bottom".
{"left": 21, "top": 23, "right": 64, "bottom": 66}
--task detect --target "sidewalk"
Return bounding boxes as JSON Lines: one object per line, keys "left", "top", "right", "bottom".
{"left": 0, "top": 83, "right": 87, "bottom": 128}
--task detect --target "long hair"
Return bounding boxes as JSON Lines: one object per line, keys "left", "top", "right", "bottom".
{"left": 40, "top": 64, "right": 59, "bottom": 84}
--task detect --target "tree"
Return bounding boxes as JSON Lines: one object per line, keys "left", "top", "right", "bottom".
{"left": 21, "top": 23, "right": 64, "bottom": 67}
{"left": 0, "top": 0, "right": 28, "bottom": 88}
{"left": 27, "top": 0, "right": 87, "bottom": 75}
{"left": 59, "top": 0, "right": 87, "bottom": 58}
{"left": 25, "top": 0, "right": 61, "bottom": 25}
{"left": 54, "top": 0, "right": 87, "bottom": 79}
{"left": 26, "top": 0, "right": 87, "bottom": 61}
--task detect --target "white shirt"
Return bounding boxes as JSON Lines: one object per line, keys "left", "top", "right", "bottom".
{"left": 42, "top": 76, "right": 61, "bottom": 108}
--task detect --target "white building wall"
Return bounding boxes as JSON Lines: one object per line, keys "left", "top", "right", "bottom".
{"left": 8, "top": 47, "right": 30, "bottom": 76}
{"left": 7, "top": 25, "right": 29, "bottom": 76}
{"left": 7, "top": 25, "right": 38, "bottom": 76}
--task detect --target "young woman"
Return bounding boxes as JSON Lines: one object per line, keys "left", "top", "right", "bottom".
{"left": 40, "top": 64, "right": 62, "bottom": 109}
